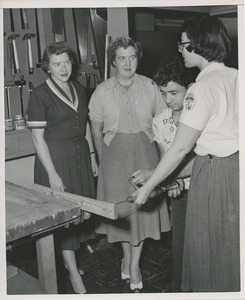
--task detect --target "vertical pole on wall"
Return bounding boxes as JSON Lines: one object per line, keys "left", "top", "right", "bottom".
{"left": 104, "top": 34, "right": 109, "bottom": 81}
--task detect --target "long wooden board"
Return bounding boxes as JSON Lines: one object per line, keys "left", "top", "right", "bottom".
{"left": 6, "top": 181, "right": 81, "bottom": 243}
{"left": 32, "top": 184, "right": 118, "bottom": 220}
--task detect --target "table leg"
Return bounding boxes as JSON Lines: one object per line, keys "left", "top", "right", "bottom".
{"left": 36, "top": 233, "right": 58, "bottom": 294}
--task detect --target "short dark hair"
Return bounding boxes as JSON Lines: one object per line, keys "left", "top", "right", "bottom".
{"left": 107, "top": 36, "right": 143, "bottom": 66}
{"left": 154, "top": 56, "right": 193, "bottom": 89}
{"left": 180, "top": 16, "right": 231, "bottom": 62}
{"left": 41, "top": 42, "right": 74, "bottom": 73}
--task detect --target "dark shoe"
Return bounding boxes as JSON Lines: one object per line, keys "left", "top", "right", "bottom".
{"left": 132, "top": 287, "right": 143, "bottom": 293}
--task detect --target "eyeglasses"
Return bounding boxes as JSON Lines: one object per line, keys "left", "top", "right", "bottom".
{"left": 177, "top": 41, "right": 190, "bottom": 51}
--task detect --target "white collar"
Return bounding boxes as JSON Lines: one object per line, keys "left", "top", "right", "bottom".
{"left": 46, "top": 78, "right": 78, "bottom": 112}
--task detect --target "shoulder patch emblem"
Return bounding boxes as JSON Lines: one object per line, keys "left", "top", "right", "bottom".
{"left": 184, "top": 92, "right": 196, "bottom": 111}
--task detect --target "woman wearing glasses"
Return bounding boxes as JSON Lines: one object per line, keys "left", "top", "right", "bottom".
{"left": 89, "top": 36, "right": 171, "bottom": 293}
{"left": 133, "top": 16, "right": 239, "bottom": 292}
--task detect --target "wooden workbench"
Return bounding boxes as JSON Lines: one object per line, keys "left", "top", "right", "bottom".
{"left": 5, "top": 181, "right": 118, "bottom": 294}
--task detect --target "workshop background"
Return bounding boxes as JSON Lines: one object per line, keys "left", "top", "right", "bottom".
{"left": 4, "top": 5, "right": 239, "bottom": 295}
{"left": 4, "top": 6, "right": 238, "bottom": 188}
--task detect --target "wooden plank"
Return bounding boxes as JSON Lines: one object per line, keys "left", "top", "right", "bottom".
{"left": 6, "top": 181, "right": 81, "bottom": 243}
{"left": 36, "top": 234, "right": 58, "bottom": 294}
{"left": 32, "top": 184, "right": 118, "bottom": 220}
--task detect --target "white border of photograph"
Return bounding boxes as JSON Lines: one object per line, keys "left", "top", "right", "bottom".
{"left": 0, "top": 1, "right": 244, "bottom": 300}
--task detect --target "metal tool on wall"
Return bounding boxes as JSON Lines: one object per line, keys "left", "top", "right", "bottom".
{"left": 15, "top": 75, "right": 26, "bottom": 116}
{"left": 7, "top": 34, "right": 20, "bottom": 74}
{"left": 25, "top": 82, "right": 35, "bottom": 121}
{"left": 28, "top": 82, "right": 34, "bottom": 97}
{"left": 6, "top": 41, "right": 15, "bottom": 78}
{"left": 9, "top": 8, "right": 15, "bottom": 32}
{"left": 79, "top": 72, "right": 96, "bottom": 104}
{"left": 22, "top": 33, "right": 35, "bottom": 74}
{"left": 35, "top": 8, "right": 46, "bottom": 67}
{"left": 90, "top": 8, "right": 107, "bottom": 79}
{"left": 4, "top": 81, "right": 15, "bottom": 119}
{"left": 20, "top": 9, "right": 29, "bottom": 29}
{"left": 73, "top": 8, "right": 90, "bottom": 64}
{"left": 90, "top": 27, "right": 99, "bottom": 70}
{"left": 4, "top": 32, "right": 6, "bottom": 75}
{"left": 91, "top": 73, "right": 98, "bottom": 88}
{"left": 52, "top": 8, "right": 66, "bottom": 42}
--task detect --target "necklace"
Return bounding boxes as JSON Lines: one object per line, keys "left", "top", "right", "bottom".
{"left": 116, "top": 76, "right": 134, "bottom": 91}
{"left": 119, "top": 81, "right": 133, "bottom": 90}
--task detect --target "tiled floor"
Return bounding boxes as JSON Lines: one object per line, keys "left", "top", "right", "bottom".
{"left": 7, "top": 231, "right": 173, "bottom": 294}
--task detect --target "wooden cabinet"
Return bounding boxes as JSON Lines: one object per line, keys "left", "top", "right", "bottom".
{"left": 5, "top": 129, "right": 36, "bottom": 160}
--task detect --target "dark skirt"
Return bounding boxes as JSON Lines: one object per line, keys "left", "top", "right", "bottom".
{"left": 34, "top": 137, "right": 96, "bottom": 251}
{"left": 181, "top": 152, "right": 240, "bottom": 292}
{"left": 171, "top": 191, "right": 187, "bottom": 292}
{"left": 95, "top": 132, "right": 171, "bottom": 246}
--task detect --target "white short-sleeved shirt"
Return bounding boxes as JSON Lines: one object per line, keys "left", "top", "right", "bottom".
{"left": 153, "top": 108, "right": 190, "bottom": 189}
{"left": 179, "top": 62, "right": 238, "bottom": 157}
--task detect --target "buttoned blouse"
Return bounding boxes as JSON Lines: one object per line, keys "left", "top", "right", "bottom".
{"left": 117, "top": 81, "right": 142, "bottom": 133}
{"left": 153, "top": 107, "right": 190, "bottom": 189}
{"left": 27, "top": 79, "right": 88, "bottom": 140}
{"left": 88, "top": 73, "right": 164, "bottom": 146}
{"left": 153, "top": 108, "right": 176, "bottom": 152}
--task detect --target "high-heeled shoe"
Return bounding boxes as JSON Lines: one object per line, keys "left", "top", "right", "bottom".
{"left": 130, "top": 281, "right": 143, "bottom": 292}
{"left": 121, "top": 260, "right": 130, "bottom": 284}
{"left": 130, "top": 270, "right": 143, "bottom": 293}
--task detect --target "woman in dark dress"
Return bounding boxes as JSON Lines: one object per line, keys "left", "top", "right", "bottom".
{"left": 27, "top": 42, "right": 98, "bottom": 294}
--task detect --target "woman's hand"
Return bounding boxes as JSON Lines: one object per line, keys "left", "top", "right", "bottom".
{"left": 167, "top": 179, "right": 185, "bottom": 198}
{"left": 84, "top": 211, "right": 91, "bottom": 220}
{"left": 90, "top": 154, "right": 99, "bottom": 176}
{"left": 132, "top": 184, "right": 154, "bottom": 205}
{"left": 48, "top": 172, "right": 66, "bottom": 191}
{"left": 131, "top": 169, "right": 154, "bottom": 187}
